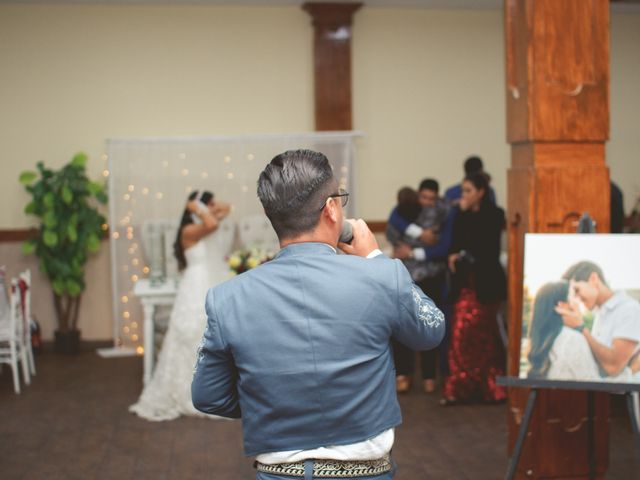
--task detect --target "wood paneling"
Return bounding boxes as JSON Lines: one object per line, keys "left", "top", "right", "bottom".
{"left": 0, "top": 229, "right": 35, "bottom": 242}
{"left": 302, "top": 2, "right": 362, "bottom": 131}
{"left": 506, "top": 0, "right": 609, "bottom": 143}
{"left": 505, "top": 1, "right": 611, "bottom": 478}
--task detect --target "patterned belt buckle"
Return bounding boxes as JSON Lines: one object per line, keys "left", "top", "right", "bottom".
{"left": 256, "top": 454, "right": 392, "bottom": 478}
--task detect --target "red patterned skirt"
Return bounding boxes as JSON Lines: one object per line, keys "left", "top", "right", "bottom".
{"left": 443, "top": 287, "right": 506, "bottom": 403}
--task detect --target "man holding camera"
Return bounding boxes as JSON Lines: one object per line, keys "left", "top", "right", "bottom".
{"left": 191, "top": 149, "right": 444, "bottom": 479}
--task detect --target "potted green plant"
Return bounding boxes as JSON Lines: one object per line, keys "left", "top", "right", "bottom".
{"left": 19, "top": 153, "right": 108, "bottom": 353}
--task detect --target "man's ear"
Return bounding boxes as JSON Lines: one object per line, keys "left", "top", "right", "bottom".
{"left": 324, "top": 198, "right": 339, "bottom": 224}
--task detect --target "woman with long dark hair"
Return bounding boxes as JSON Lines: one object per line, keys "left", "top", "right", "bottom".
{"left": 442, "top": 172, "right": 507, "bottom": 405}
{"left": 130, "top": 190, "right": 231, "bottom": 421}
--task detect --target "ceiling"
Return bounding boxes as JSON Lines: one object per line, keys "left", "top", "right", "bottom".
{"left": 1, "top": 0, "right": 639, "bottom": 13}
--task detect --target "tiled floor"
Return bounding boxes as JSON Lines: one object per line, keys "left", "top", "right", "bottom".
{"left": 0, "top": 350, "right": 638, "bottom": 479}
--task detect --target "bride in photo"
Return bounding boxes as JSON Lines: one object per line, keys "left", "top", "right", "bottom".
{"left": 130, "top": 190, "right": 231, "bottom": 421}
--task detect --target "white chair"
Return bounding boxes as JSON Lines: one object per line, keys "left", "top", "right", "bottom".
{"left": 17, "top": 270, "right": 36, "bottom": 377}
{"left": 0, "top": 278, "right": 28, "bottom": 393}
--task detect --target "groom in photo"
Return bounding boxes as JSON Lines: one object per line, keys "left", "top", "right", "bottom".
{"left": 558, "top": 260, "right": 640, "bottom": 380}
{"left": 191, "top": 149, "right": 445, "bottom": 479}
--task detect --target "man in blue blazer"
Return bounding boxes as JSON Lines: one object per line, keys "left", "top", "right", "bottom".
{"left": 192, "top": 149, "right": 445, "bottom": 479}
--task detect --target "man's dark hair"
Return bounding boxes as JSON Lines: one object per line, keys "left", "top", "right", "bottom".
{"left": 257, "top": 149, "right": 336, "bottom": 240}
{"left": 418, "top": 178, "right": 439, "bottom": 194}
{"left": 463, "top": 156, "right": 484, "bottom": 176}
{"left": 562, "top": 261, "right": 608, "bottom": 287}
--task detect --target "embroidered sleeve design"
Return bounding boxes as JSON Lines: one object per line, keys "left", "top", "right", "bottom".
{"left": 411, "top": 284, "right": 444, "bottom": 327}
{"left": 193, "top": 321, "right": 209, "bottom": 376}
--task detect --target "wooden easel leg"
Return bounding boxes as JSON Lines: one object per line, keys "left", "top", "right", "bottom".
{"left": 506, "top": 389, "right": 538, "bottom": 480}
{"left": 587, "top": 391, "right": 595, "bottom": 480}
{"left": 627, "top": 392, "right": 640, "bottom": 464}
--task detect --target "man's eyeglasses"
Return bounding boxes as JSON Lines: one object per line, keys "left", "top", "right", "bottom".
{"left": 320, "top": 189, "right": 349, "bottom": 211}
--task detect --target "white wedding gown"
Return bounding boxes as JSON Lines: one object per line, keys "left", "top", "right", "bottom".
{"left": 129, "top": 222, "right": 234, "bottom": 421}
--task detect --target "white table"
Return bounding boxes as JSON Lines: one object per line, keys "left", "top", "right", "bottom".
{"left": 133, "top": 278, "right": 178, "bottom": 385}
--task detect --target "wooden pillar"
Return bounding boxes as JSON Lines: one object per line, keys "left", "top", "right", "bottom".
{"left": 505, "top": 0, "right": 611, "bottom": 478}
{"left": 302, "top": 2, "right": 362, "bottom": 131}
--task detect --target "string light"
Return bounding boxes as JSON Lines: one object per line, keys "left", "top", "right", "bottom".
{"left": 123, "top": 311, "right": 130, "bottom": 319}
{"left": 224, "top": 156, "right": 231, "bottom": 163}
{"left": 142, "top": 266, "right": 150, "bottom": 274}
{"left": 102, "top": 170, "right": 110, "bottom": 178}
{"left": 122, "top": 265, "right": 129, "bottom": 272}
{"left": 181, "top": 169, "right": 189, "bottom": 176}
{"left": 201, "top": 172, "right": 208, "bottom": 179}
{"left": 227, "top": 172, "right": 234, "bottom": 180}
{"left": 101, "top": 223, "right": 109, "bottom": 231}
{"left": 179, "top": 153, "right": 186, "bottom": 160}
{"left": 162, "top": 160, "right": 169, "bottom": 168}
{"left": 123, "top": 194, "right": 130, "bottom": 201}
{"left": 131, "top": 274, "right": 138, "bottom": 282}
{"left": 156, "top": 192, "right": 163, "bottom": 200}
{"left": 131, "top": 334, "right": 139, "bottom": 342}
{"left": 123, "top": 326, "right": 130, "bottom": 334}
{"left": 112, "top": 232, "right": 120, "bottom": 239}
{"left": 241, "top": 185, "right": 249, "bottom": 193}
{"left": 128, "top": 185, "right": 134, "bottom": 192}
{"left": 132, "top": 258, "right": 139, "bottom": 266}
{"left": 142, "top": 187, "right": 149, "bottom": 195}
{"left": 247, "top": 153, "right": 255, "bottom": 161}
{"left": 101, "top": 153, "right": 108, "bottom": 161}
{"left": 131, "top": 322, "right": 138, "bottom": 329}
{"left": 121, "top": 296, "right": 128, "bottom": 303}
{"left": 136, "top": 346, "right": 144, "bottom": 354}
{"left": 185, "top": 186, "right": 192, "bottom": 193}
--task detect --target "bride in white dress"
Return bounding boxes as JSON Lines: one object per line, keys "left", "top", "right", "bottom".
{"left": 130, "top": 190, "right": 232, "bottom": 421}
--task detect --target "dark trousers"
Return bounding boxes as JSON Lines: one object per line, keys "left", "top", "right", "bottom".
{"left": 393, "top": 273, "right": 445, "bottom": 379}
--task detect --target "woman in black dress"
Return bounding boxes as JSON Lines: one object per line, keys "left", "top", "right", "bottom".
{"left": 442, "top": 172, "right": 507, "bottom": 405}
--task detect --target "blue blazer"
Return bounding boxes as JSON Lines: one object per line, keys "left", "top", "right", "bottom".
{"left": 192, "top": 242, "right": 444, "bottom": 456}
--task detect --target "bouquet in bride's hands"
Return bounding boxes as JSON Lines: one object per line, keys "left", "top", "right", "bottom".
{"left": 227, "top": 246, "right": 275, "bottom": 275}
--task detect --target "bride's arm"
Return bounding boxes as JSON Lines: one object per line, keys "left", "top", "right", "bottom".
{"left": 181, "top": 202, "right": 219, "bottom": 248}
{"left": 212, "top": 201, "right": 231, "bottom": 220}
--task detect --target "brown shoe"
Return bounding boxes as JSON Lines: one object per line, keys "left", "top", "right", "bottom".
{"left": 396, "top": 375, "right": 411, "bottom": 393}
{"left": 423, "top": 379, "right": 436, "bottom": 393}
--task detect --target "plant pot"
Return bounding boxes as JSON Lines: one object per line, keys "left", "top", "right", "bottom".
{"left": 54, "top": 329, "right": 81, "bottom": 354}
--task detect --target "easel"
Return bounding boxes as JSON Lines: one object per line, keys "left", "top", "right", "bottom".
{"left": 498, "top": 377, "right": 640, "bottom": 480}
{"left": 501, "top": 214, "right": 640, "bottom": 479}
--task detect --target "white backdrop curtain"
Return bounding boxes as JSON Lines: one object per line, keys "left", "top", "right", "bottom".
{"left": 107, "top": 132, "right": 361, "bottom": 351}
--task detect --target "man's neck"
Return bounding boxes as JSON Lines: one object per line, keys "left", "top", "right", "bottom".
{"left": 597, "top": 287, "right": 614, "bottom": 307}
{"left": 280, "top": 232, "right": 337, "bottom": 250}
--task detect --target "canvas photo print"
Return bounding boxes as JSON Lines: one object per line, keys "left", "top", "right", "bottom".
{"left": 519, "top": 234, "right": 640, "bottom": 384}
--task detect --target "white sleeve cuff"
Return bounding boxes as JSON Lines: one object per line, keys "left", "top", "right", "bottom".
{"left": 412, "top": 248, "right": 426, "bottom": 261}
{"left": 366, "top": 249, "right": 383, "bottom": 259}
{"left": 405, "top": 224, "right": 423, "bottom": 240}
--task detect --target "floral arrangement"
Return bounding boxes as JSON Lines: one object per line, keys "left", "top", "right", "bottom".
{"left": 227, "top": 246, "right": 274, "bottom": 275}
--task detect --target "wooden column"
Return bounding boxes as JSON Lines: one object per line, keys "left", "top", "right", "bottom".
{"left": 302, "top": 2, "right": 362, "bottom": 131}
{"left": 505, "top": 0, "right": 611, "bottom": 478}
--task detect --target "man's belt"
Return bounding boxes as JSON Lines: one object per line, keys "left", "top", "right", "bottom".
{"left": 255, "top": 454, "right": 392, "bottom": 478}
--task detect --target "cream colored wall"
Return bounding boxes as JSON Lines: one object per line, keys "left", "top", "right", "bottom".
{"left": 353, "top": 8, "right": 510, "bottom": 218}
{"left": 0, "top": 5, "right": 638, "bottom": 340}
{"left": 608, "top": 13, "right": 640, "bottom": 211}
{"left": 0, "top": 4, "right": 314, "bottom": 229}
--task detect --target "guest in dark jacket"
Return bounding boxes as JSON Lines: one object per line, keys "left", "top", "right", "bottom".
{"left": 442, "top": 172, "right": 507, "bottom": 405}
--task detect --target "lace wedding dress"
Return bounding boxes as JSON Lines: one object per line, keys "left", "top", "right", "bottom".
{"left": 129, "top": 221, "right": 234, "bottom": 421}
